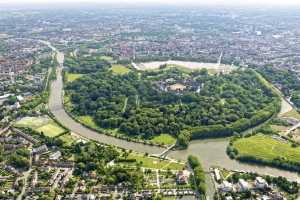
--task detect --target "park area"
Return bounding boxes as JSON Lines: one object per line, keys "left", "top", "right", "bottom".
{"left": 111, "top": 64, "right": 131, "bottom": 75}
{"left": 66, "top": 73, "right": 83, "bottom": 82}
{"left": 128, "top": 153, "right": 184, "bottom": 170}
{"left": 77, "top": 115, "right": 177, "bottom": 146}
{"left": 150, "top": 134, "right": 177, "bottom": 146}
{"left": 15, "top": 116, "right": 66, "bottom": 137}
{"left": 233, "top": 134, "right": 300, "bottom": 164}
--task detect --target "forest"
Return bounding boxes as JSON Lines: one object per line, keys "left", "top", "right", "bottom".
{"left": 259, "top": 66, "right": 300, "bottom": 109}
{"left": 64, "top": 57, "right": 280, "bottom": 144}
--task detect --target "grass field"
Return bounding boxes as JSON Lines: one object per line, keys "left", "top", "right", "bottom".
{"left": 100, "top": 56, "right": 113, "bottom": 61}
{"left": 78, "top": 115, "right": 99, "bottom": 130}
{"left": 77, "top": 115, "right": 120, "bottom": 135}
{"left": 15, "top": 116, "right": 66, "bottom": 138}
{"left": 66, "top": 73, "right": 83, "bottom": 82}
{"left": 111, "top": 64, "right": 130, "bottom": 75}
{"left": 15, "top": 116, "right": 49, "bottom": 129}
{"left": 128, "top": 153, "right": 185, "bottom": 170}
{"left": 150, "top": 134, "right": 177, "bottom": 145}
{"left": 36, "top": 122, "right": 65, "bottom": 137}
{"left": 233, "top": 134, "right": 300, "bottom": 163}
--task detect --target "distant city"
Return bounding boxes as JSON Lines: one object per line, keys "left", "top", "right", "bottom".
{"left": 1, "top": 5, "right": 300, "bottom": 200}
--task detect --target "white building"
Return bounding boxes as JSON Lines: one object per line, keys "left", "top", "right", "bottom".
{"left": 32, "top": 144, "right": 48, "bottom": 155}
{"left": 220, "top": 181, "right": 233, "bottom": 192}
{"left": 214, "top": 168, "right": 221, "bottom": 181}
{"left": 16, "top": 95, "right": 24, "bottom": 102}
{"left": 225, "top": 196, "right": 233, "bottom": 200}
{"left": 49, "top": 151, "right": 62, "bottom": 161}
{"left": 238, "top": 179, "right": 249, "bottom": 192}
{"left": 255, "top": 177, "right": 268, "bottom": 189}
{"left": 176, "top": 170, "right": 190, "bottom": 184}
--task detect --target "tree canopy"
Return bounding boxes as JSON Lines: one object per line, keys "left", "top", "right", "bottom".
{"left": 65, "top": 62, "right": 279, "bottom": 142}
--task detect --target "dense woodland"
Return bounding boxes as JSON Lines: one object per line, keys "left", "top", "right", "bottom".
{"left": 64, "top": 56, "right": 280, "bottom": 144}
{"left": 259, "top": 66, "right": 300, "bottom": 109}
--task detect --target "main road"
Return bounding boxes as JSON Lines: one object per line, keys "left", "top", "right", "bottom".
{"left": 47, "top": 44, "right": 300, "bottom": 197}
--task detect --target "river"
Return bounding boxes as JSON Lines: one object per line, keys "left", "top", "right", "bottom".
{"left": 46, "top": 43, "right": 299, "bottom": 199}
{"left": 169, "top": 138, "right": 300, "bottom": 180}
{"left": 47, "top": 43, "right": 165, "bottom": 155}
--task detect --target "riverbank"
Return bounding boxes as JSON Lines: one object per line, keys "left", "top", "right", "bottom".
{"left": 45, "top": 41, "right": 300, "bottom": 193}
{"left": 49, "top": 67, "right": 165, "bottom": 154}
{"left": 168, "top": 138, "right": 300, "bottom": 181}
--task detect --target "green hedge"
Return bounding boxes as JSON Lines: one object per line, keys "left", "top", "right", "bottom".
{"left": 188, "top": 155, "right": 206, "bottom": 198}
{"left": 190, "top": 100, "right": 280, "bottom": 139}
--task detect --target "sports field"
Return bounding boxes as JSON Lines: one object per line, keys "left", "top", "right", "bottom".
{"left": 233, "top": 134, "right": 300, "bottom": 163}
{"left": 36, "top": 122, "right": 65, "bottom": 137}
{"left": 15, "top": 116, "right": 66, "bottom": 137}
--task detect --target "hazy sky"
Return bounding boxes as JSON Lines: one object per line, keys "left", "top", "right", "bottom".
{"left": 0, "top": 0, "right": 300, "bottom": 6}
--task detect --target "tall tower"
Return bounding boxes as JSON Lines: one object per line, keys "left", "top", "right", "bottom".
{"left": 218, "top": 51, "right": 223, "bottom": 66}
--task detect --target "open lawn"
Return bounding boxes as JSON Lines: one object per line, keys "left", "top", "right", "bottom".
{"left": 15, "top": 116, "right": 66, "bottom": 138}
{"left": 66, "top": 73, "right": 83, "bottom": 82}
{"left": 100, "top": 56, "right": 113, "bottom": 61}
{"left": 36, "top": 122, "right": 65, "bottom": 137}
{"left": 15, "top": 116, "right": 49, "bottom": 129}
{"left": 233, "top": 134, "right": 300, "bottom": 163}
{"left": 78, "top": 115, "right": 99, "bottom": 130}
{"left": 111, "top": 64, "right": 130, "bottom": 75}
{"left": 150, "top": 134, "right": 176, "bottom": 146}
{"left": 128, "top": 153, "right": 185, "bottom": 170}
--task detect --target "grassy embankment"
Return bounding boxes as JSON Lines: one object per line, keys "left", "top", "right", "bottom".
{"left": 232, "top": 134, "right": 300, "bottom": 172}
